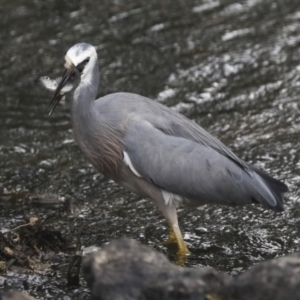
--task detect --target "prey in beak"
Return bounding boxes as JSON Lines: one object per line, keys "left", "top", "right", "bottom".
{"left": 48, "top": 68, "right": 75, "bottom": 115}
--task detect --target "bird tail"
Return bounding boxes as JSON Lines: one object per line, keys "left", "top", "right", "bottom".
{"left": 248, "top": 165, "right": 288, "bottom": 212}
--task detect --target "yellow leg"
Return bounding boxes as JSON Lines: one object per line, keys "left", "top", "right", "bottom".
{"left": 163, "top": 226, "right": 178, "bottom": 245}
{"left": 172, "top": 224, "right": 190, "bottom": 255}
{"left": 154, "top": 192, "right": 190, "bottom": 255}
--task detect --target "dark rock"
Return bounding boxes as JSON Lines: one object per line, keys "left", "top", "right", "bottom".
{"left": 83, "top": 237, "right": 300, "bottom": 300}
{"left": 83, "top": 237, "right": 229, "bottom": 300}
{"left": 142, "top": 269, "right": 225, "bottom": 300}
{"left": 221, "top": 252, "right": 300, "bottom": 300}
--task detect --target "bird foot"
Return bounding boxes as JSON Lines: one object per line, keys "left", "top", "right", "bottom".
{"left": 162, "top": 225, "right": 190, "bottom": 255}
{"left": 161, "top": 228, "right": 178, "bottom": 245}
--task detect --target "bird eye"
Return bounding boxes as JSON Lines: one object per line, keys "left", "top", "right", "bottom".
{"left": 76, "top": 57, "right": 90, "bottom": 73}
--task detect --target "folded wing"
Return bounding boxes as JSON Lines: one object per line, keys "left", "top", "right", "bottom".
{"left": 123, "top": 120, "right": 287, "bottom": 211}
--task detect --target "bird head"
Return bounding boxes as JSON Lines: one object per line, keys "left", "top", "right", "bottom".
{"left": 49, "top": 43, "right": 97, "bottom": 115}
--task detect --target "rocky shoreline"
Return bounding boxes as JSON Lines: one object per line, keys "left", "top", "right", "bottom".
{"left": 2, "top": 237, "right": 299, "bottom": 300}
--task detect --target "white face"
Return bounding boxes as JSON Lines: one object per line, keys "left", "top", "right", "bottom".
{"left": 64, "top": 43, "right": 97, "bottom": 82}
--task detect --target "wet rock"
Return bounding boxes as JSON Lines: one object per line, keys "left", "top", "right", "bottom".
{"left": 194, "top": 227, "right": 208, "bottom": 234}
{"left": 83, "top": 237, "right": 229, "bottom": 300}
{"left": 222, "top": 252, "right": 300, "bottom": 300}
{"left": 0, "top": 292, "right": 35, "bottom": 300}
{"left": 83, "top": 237, "right": 300, "bottom": 300}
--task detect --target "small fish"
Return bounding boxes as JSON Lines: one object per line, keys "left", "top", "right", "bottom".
{"left": 39, "top": 76, "right": 74, "bottom": 101}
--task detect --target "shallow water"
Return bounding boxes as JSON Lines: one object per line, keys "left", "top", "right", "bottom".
{"left": 1, "top": 0, "right": 300, "bottom": 298}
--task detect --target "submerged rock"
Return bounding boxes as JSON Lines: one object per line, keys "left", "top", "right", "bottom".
{"left": 83, "top": 237, "right": 229, "bottom": 300}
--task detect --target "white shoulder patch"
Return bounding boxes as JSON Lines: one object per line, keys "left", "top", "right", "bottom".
{"left": 161, "top": 189, "right": 182, "bottom": 207}
{"left": 123, "top": 151, "right": 142, "bottom": 177}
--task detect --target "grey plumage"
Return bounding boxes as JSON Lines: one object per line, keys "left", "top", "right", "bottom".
{"left": 47, "top": 43, "right": 288, "bottom": 254}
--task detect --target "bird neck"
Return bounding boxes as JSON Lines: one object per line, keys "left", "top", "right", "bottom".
{"left": 70, "top": 61, "right": 100, "bottom": 157}
{"left": 69, "top": 61, "right": 123, "bottom": 177}
{"left": 73, "top": 62, "right": 100, "bottom": 107}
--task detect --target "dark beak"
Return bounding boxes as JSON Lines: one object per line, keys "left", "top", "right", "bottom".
{"left": 48, "top": 69, "right": 75, "bottom": 115}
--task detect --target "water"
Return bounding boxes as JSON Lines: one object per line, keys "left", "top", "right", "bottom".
{"left": 1, "top": 0, "right": 300, "bottom": 298}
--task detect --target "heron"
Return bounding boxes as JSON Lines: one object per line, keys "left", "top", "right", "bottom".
{"left": 48, "top": 43, "right": 288, "bottom": 254}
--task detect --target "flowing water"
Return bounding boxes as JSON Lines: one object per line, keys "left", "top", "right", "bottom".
{"left": 1, "top": 0, "right": 300, "bottom": 298}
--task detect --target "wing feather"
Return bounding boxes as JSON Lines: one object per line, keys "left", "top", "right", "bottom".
{"left": 123, "top": 120, "right": 285, "bottom": 211}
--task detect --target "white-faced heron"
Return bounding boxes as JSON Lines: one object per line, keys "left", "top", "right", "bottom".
{"left": 47, "top": 43, "right": 288, "bottom": 254}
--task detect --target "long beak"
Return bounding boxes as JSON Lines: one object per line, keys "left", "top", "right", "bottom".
{"left": 48, "top": 69, "right": 75, "bottom": 115}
